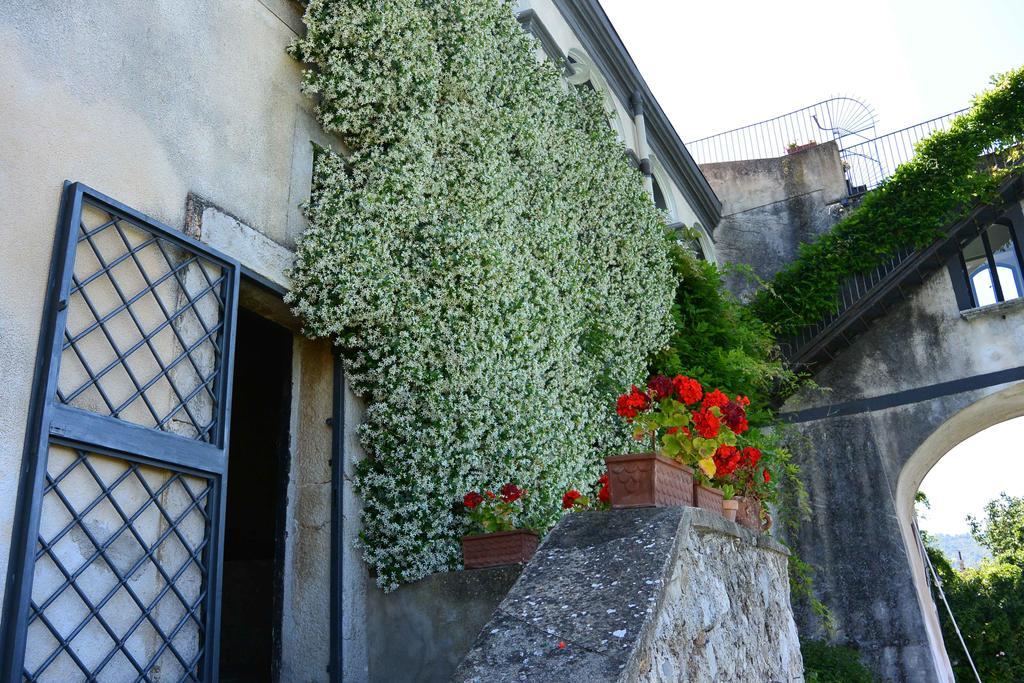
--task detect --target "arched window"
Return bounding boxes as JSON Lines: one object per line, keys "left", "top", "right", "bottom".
{"left": 652, "top": 177, "right": 668, "bottom": 212}
{"left": 956, "top": 222, "right": 1024, "bottom": 309}
{"left": 565, "top": 49, "right": 625, "bottom": 143}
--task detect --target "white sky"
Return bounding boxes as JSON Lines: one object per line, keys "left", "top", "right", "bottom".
{"left": 601, "top": 0, "right": 1024, "bottom": 142}
{"left": 598, "top": 2, "right": 1024, "bottom": 535}
{"left": 918, "top": 416, "right": 1024, "bottom": 535}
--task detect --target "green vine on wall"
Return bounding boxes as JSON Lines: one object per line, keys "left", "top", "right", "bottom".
{"left": 288, "top": 0, "right": 675, "bottom": 588}
{"left": 751, "top": 67, "right": 1024, "bottom": 337}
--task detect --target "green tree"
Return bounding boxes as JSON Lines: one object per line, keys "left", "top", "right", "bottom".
{"left": 968, "top": 493, "right": 1024, "bottom": 561}
{"left": 924, "top": 494, "right": 1024, "bottom": 682}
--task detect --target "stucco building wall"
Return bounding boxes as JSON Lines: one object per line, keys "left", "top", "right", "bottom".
{"left": 780, "top": 201, "right": 1024, "bottom": 682}
{"left": 0, "top": 1, "right": 722, "bottom": 680}
{"left": 702, "top": 143, "right": 847, "bottom": 298}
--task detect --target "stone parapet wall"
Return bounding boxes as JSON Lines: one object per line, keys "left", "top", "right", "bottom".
{"left": 455, "top": 507, "right": 803, "bottom": 682}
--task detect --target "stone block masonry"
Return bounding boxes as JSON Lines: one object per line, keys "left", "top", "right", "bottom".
{"left": 455, "top": 507, "right": 803, "bottom": 682}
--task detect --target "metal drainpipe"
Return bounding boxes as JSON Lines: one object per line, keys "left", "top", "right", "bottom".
{"left": 631, "top": 91, "right": 654, "bottom": 197}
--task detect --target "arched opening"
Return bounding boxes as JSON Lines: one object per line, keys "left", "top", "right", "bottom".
{"left": 894, "top": 382, "right": 1024, "bottom": 682}
{"left": 566, "top": 48, "right": 626, "bottom": 143}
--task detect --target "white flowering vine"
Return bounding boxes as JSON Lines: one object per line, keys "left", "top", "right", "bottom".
{"left": 288, "top": 0, "right": 675, "bottom": 589}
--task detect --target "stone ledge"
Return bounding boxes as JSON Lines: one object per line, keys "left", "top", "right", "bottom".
{"left": 960, "top": 295, "right": 1024, "bottom": 320}
{"left": 686, "top": 506, "right": 790, "bottom": 556}
{"left": 454, "top": 507, "right": 802, "bottom": 682}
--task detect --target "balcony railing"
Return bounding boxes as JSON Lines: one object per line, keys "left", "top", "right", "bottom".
{"left": 841, "top": 110, "right": 968, "bottom": 195}
{"left": 779, "top": 173, "right": 1024, "bottom": 366}
{"left": 688, "top": 100, "right": 969, "bottom": 199}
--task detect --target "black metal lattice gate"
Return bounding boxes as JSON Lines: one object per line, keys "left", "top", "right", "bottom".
{"left": 1, "top": 183, "right": 239, "bottom": 682}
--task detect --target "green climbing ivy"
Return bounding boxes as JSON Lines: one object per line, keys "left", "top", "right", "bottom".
{"left": 752, "top": 67, "right": 1024, "bottom": 337}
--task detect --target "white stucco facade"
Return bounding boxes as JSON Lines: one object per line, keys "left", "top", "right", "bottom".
{"left": 0, "top": 1, "right": 720, "bottom": 680}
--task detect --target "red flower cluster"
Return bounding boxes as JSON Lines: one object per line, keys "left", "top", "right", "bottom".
{"left": 646, "top": 375, "right": 675, "bottom": 400}
{"left": 597, "top": 474, "right": 610, "bottom": 504}
{"left": 562, "top": 489, "right": 582, "bottom": 509}
{"left": 741, "top": 447, "right": 762, "bottom": 468}
{"left": 665, "top": 425, "right": 691, "bottom": 437}
{"left": 673, "top": 375, "right": 703, "bottom": 405}
{"left": 713, "top": 445, "right": 742, "bottom": 477}
{"left": 615, "top": 385, "right": 651, "bottom": 420}
{"left": 734, "top": 395, "right": 751, "bottom": 407}
{"left": 721, "top": 401, "right": 749, "bottom": 435}
{"left": 692, "top": 409, "right": 720, "bottom": 439}
{"left": 701, "top": 389, "right": 729, "bottom": 411}
{"left": 763, "top": 469, "right": 771, "bottom": 484}
{"left": 500, "top": 483, "right": 524, "bottom": 503}
{"left": 463, "top": 491, "right": 484, "bottom": 509}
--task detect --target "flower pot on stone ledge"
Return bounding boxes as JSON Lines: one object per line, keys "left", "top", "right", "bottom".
{"left": 605, "top": 452, "right": 694, "bottom": 508}
{"left": 735, "top": 496, "right": 761, "bottom": 531}
{"left": 693, "top": 481, "right": 724, "bottom": 515}
{"left": 461, "top": 529, "right": 539, "bottom": 570}
{"left": 722, "top": 498, "right": 739, "bottom": 523}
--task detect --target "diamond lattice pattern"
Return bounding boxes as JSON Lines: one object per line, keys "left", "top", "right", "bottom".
{"left": 25, "top": 445, "right": 212, "bottom": 682}
{"left": 57, "top": 201, "right": 227, "bottom": 442}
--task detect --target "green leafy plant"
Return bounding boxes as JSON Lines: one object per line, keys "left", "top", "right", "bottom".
{"left": 752, "top": 67, "right": 1024, "bottom": 337}
{"left": 649, "top": 243, "right": 801, "bottom": 421}
{"left": 923, "top": 494, "right": 1024, "bottom": 681}
{"left": 288, "top": 0, "right": 674, "bottom": 588}
{"left": 801, "top": 639, "right": 878, "bottom": 683}
{"left": 968, "top": 492, "right": 1024, "bottom": 559}
{"left": 461, "top": 484, "right": 529, "bottom": 534}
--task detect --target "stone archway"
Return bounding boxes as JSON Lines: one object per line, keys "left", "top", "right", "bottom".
{"left": 894, "top": 381, "right": 1024, "bottom": 682}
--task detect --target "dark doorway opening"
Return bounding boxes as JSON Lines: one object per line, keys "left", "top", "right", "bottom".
{"left": 219, "top": 308, "right": 293, "bottom": 682}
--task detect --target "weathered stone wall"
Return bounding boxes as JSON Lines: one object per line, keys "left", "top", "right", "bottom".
{"left": 702, "top": 143, "right": 847, "bottom": 299}
{"left": 456, "top": 508, "right": 803, "bottom": 682}
{"left": 367, "top": 566, "right": 522, "bottom": 682}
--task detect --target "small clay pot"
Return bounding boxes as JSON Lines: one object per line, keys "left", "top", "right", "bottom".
{"left": 735, "top": 496, "right": 762, "bottom": 531}
{"left": 693, "top": 481, "right": 724, "bottom": 515}
{"left": 461, "top": 529, "right": 539, "bottom": 569}
{"left": 722, "top": 498, "right": 739, "bottom": 523}
{"left": 605, "top": 453, "right": 695, "bottom": 508}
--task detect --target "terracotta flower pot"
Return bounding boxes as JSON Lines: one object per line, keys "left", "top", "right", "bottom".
{"left": 461, "top": 529, "right": 539, "bottom": 570}
{"left": 722, "top": 498, "right": 739, "bottom": 523}
{"left": 605, "top": 452, "right": 694, "bottom": 508}
{"left": 735, "top": 496, "right": 761, "bottom": 531}
{"left": 693, "top": 481, "right": 724, "bottom": 515}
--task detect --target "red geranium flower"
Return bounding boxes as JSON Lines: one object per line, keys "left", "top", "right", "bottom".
{"left": 463, "top": 491, "right": 484, "bottom": 509}
{"left": 671, "top": 375, "right": 703, "bottom": 405}
{"left": 615, "top": 385, "right": 651, "bottom": 421}
{"left": 763, "top": 469, "right": 771, "bottom": 484}
{"left": 598, "top": 484, "right": 610, "bottom": 504}
{"left": 741, "top": 447, "right": 762, "bottom": 468}
{"left": 562, "top": 489, "right": 582, "bottom": 509}
{"left": 691, "top": 410, "right": 720, "bottom": 439}
{"left": 713, "top": 444, "right": 741, "bottom": 477}
{"left": 722, "top": 401, "right": 749, "bottom": 435}
{"left": 734, "top": 394, "right": 751, "bottom": 407}
{"left": 500, "top": 483, "right": 524, "bottom": 503}
{"left": 701, "top": 389, "right": 730, "bottom": 411}
{"left": 646, "top": 374, "right": 675, "bottom": 400}
{"left": 597, "top": 473, "right": 609, "bottom": 486}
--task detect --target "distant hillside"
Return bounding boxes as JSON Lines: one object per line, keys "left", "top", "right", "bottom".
{"left": 930, "top": 533, "right": 990, "bottom": 569}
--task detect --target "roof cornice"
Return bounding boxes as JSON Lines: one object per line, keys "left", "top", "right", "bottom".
{"left": 549, "top": 0, "right": 722, "bottom": 228}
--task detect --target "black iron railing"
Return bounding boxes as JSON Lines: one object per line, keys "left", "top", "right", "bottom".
{"left": 688, "top": 100, "right": 969, "bottom": 199}
{"left": 778, "top": 244, "right": 916, "bottom": 362}
{"left": 687, "top": 97, "right": 878, "bottom": 165}
{"left": 841, "top": 110, "right": 968, "bottom": 195}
